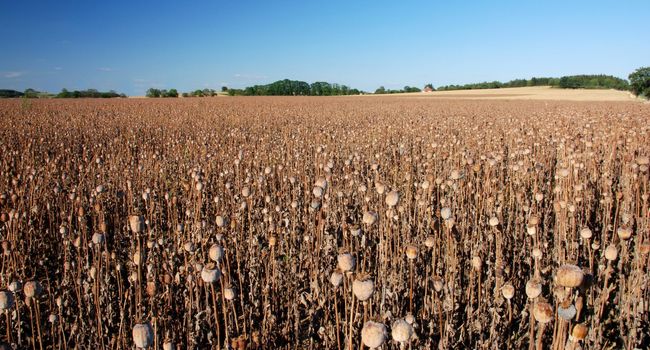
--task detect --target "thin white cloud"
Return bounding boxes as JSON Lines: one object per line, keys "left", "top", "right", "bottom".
{"left": 98, "top": 67, "right": 113, "bottom": 72}
{"left": 54, "top": 67, "right": 63, "bottom": 71}
{"left": 3, "top": 71, "right": 24, "bottom": 78}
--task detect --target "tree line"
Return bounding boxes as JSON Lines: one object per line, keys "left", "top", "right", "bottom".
{"left": 56, "top": 89, "right": 126, "bottom": 98}
{"left": 434, "top": 75, "right": 630, "bottom": 91}
{"left": 226, "top": 79, "right": 362, "bottom": 96}
{"left": 374, "top": 86, "right": 422, "bottom": 94}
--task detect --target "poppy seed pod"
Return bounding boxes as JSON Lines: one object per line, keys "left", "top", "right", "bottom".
{"left": 440, "top": 207, "right": 452, "bottom": 220}
{"left": 502, "top": 283, "right": 514, "bottom": 300}
{"left": 215, "top": 215, "right": 226, "bottom": 228}
{"left": 525, "top": 279, "right": 542, "bottom": 299}
{"left": 558, "top": 302, "right": 577, "bottom": 320}
{"left": 555, "top": 264, "right": 584, "bottom": 288}
{"left": 616, "top": 227, "right": 632, "bottom": 240}
{"left": 133, "top": 323, "right": 154, "bottom": 349}
{"left": 385, "top": 191, "right": 400, "bottom": 207}
{"left": 405, "top": 245, "right": 418, "bottom": 260}
{"left": 209, "top": 244, "right": 224, "bottom": 263}
{"left": 604, "top": 244, "right": 618, "bottom": 261}
{"left": 362, "top": 211, "right": 378, "bottom": 226}
{"left": 24, "top": 281, "right": 43, "bottom": 298}
{"left": 361, "top": 321, "right": 387, "bottom": 348}
{"left": 353, "top": 275, "right": 375, "bottom": 301}
{"left": 533, "top": 301, "right": 553, "bottom": 323}
{"left": 571, "top": 324, "right": 588, "bottom": 341}
{"left": 0, "top": 290, "right": 14, "bottom": 310}
{"left": 330, "top": 270, "right": 343, "bottom": 288}
{"left": 424, "top": 235, "right": 434, "bottom": 248}
{"left": 224, "top": 287, "right": 235, "bottom": 300}
{"left": 201, "top": 263, "right": 221, "bottom": 283}
{"left": 129, "top": 215, "right": 144, "bottom": 233}
{"left": 337, "top": 253, "right": 355, "bottom": 272}
{"left": 391, "top": 319, "right": 413, "bottom": 343}
{"left": 579, "top": 227, "right": 592, "bottom": 240}
{"left": 433, "top": 276, "right": 443, "bottom": 292}
{"left": 92, "top": 232, "right": 105, "bottom": 245}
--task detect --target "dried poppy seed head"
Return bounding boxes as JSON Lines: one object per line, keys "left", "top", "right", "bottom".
{"left": 405, "top": 245, "right": 418, "bottom": 260}
{"left": 525, "top": 279, "right": 542, "bottom": 299}
{"left": 375, "top": 182, "right": 386, "bottom": 195}
{"left": 312, "top": 186, "right": 324, "bottom": 198}
{"left": 557, "top": 302, "right": 577, "bottom": 320}
{"left": 432, "top": 276, "right": 443, "bottom": 292}
{"left": 555, "top": 264, "right": 584, "bottom": 288}
{"left": 330, "top": 270, "right": 343, "bottom": 288}
{"left": 315, "top": 177, "right": 328, "bottom": 191}
{"left": 8, "top": 281, "right": 19, "bottom": 293}
{"left": 424, "top": 235, "right": 434, "bottom": 248}
{"left": 362, "top": 211, "right": 378, "bottom": 226}
{"left": 571, "top": 324, "right": 588, "bottom": 341}
{"left": 129, "top": 215, "right": 144, "bottom": 233}
{"left": 488, "top": 217, "right": 499, "bottom": 227}
{"left": 526, "top": 225, "right": 537, "bottom": 236}
{"left": 579, "top": 227, "right": 592, "bottom": 240}
{"left": 391, "top": 319, "right": 413, "bottom": 343}
{"left": 23, "top": 281, "right": 42, "bottom": 298}
{"left": 353, "top": 274, "right": 375, "bottom": 301}
{"left": 533, "top": 301, "right": 553, "bottom": 323}
{"left": 337, "top": 253, "right": 355, "bottom": 272}
{"left": 0, "top": 290, "right": 15, "bottom": 310}
{"left": 224, "top": 287, "right": 235, "bottom": 300}
{"left": 616, "top": 227, "right": 632, "bottom": 240}
{"left": 603, "top": 243, "right": 618, "bottom": 261}
{"left": 133, "top": 322, "right": 154, "bottom": 349}
{"left": 201, "top": 263, "right": 221, "bottom": 283}
{"left": 92, "top": 232, "right": 104, "bottom": 245}
{"left": 209, "top": 244, "right": 224, "bottom": 263}
{"left": 215, "top": 215, "right": 226, "bottom": 228}
{"left": 501, "top": 283, "right": 514, "bottom": 300}
{"left": 440, "top": 207, "right": 452, "bottom": 220}
{"left": 361, "top": 321, "right": 387, "bottom": 348}
{"left": 385, "top": 191, "right": 400, "bottom": 207}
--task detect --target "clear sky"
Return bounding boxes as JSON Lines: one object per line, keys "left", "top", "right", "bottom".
{"left": 1, "top": 0, "right": 649, "bottom": 95}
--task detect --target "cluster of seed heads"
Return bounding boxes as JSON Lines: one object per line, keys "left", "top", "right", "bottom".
{"left": 0, "top": 97, "right": 648, "bottom": 349}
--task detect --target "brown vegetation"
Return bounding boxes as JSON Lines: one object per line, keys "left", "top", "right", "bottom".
{"left": 0, "top": 96, "right": 648, "bottom": 349}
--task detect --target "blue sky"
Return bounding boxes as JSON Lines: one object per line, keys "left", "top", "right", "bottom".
{"left": 1, "top": 0, "right": 648, "bottom": 95}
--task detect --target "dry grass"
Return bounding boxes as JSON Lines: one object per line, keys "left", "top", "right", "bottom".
{"left": 384, "top": 86, "right": 640, "bottom": 101}
{"left": 0, "top": 96, "right": 648, "bottom": 349}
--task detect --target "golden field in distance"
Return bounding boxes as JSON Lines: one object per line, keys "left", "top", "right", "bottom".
{"left": 0, "top": 96, "right": 648, "bottom": 349}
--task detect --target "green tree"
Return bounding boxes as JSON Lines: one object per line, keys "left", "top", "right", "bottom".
{"left": 57, "top": 88, "right": 72, "bottom": 98}
{"left": 375, "top": 86, "right": 386, "bottom": 94}
{"left": 629, "top": 67, "right": 650, "bottom": 98}
{"left": 165, "top": 89, "right": 179, "bottom": 98}
{"left": 146, "top": 88, "right": 161, "bottom": 98}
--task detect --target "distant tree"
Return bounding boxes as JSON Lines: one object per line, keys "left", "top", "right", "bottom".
{"left": 629, "top": 67, "right": 650, "bottom": 98}
{"left": 24, "top": 88, "right": 39, "bottom": 98}
{"left": 375, "top": 86, "right": 386, "bottom": 94}
{"left": 0, "top": 89, "right": 24, "bottom": 98}
{"left": 424, "top": 84, "right": 434, "bottom": 90}
{"left": 146, "top": 88, "right": 161, "bottom": 98}
{"left": 221, "top": 86, "right": 228, "bottom": 92}
{"left": 57, "top": 88, "right": 72, "bottom": 98}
